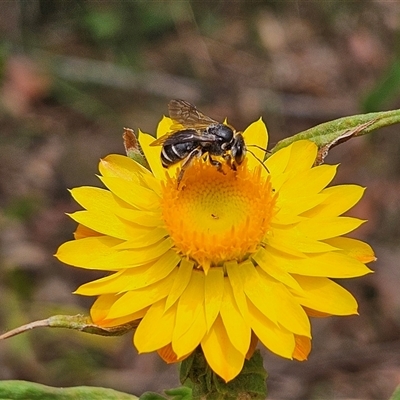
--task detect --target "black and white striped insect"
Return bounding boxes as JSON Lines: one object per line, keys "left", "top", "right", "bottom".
{"left": 150, "top": 99, "right": 246, "bottom": 184}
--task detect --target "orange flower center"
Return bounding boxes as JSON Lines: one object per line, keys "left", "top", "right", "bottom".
{"left": 160, "top": 159, "right": 276, "bottom": 272}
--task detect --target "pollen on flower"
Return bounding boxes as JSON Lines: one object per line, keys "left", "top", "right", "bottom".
{"left": 160, "top": 159, "right": 276, "bottom": 272}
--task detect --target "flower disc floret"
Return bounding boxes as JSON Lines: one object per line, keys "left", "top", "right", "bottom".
{"left": 161, "top": 160, "right": 275, "bottom": 272}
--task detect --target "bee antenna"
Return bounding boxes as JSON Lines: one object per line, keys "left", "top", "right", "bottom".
{"left": 247, "top": 144, "right": 270, "bottom": 154}
{"left": 246, "top": 149, "right": 270, "bottom": 174}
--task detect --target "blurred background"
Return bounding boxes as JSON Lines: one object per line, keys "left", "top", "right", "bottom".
{"left": 0, "top": 1, "right": 400, "bottom": 399}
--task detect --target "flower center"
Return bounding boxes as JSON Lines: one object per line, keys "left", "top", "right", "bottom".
{"left": 160, "top": 159, "right": 276, "bottom": 272}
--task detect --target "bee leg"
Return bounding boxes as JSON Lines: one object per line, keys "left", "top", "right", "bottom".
{"left": 223, "top": 154, "right": 235, "bottom": 170}
{"left": 177, "top": 147, "right": 202, "bottom": 187}
{"left": 208, "top": 155, "right": 225, "bottom": 174}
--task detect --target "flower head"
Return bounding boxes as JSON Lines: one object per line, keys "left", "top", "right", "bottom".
{"left": 56, "top": 115, "right": 375, "bottom": 382}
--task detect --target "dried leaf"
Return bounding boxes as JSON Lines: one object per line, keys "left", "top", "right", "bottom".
{"left": 123, "top": 127, "right": 150, "bottom": 169}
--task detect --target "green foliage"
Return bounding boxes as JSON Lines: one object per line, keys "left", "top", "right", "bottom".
{"left": 180, "top": 349, "right": 267, "bottom": 400}
{"left": 139, "top": 387, "right": 192, "bottom": 400}
{"left": 390, "top": 385, "right": 400, "bottom": 400}
{"left": 84, "top": 10, "right": 122, "bottom": 41}
{"left": 4, "top": 269, "right": 36, "bottom": 302}
{"left": 363, "top": 58, "right": 400, "bottom": 112}
{"left": 270, "top": 109, "right": 400, "bottom": 156}
{"left": 4, "top": 196, "right": 41, "bottom": 221}
{"left": 164, "top": 387, "right": 192, "bottom": 400}
{"left": 0, "top": 381, "right": 138, "bottom": 400}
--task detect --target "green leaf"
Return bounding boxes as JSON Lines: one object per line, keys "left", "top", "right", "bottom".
{"left": 180, "top": 349, "right": 267, "bottom": 400}
{"left": 270, "top": 109, "right": 400, "bottom": 163}
{"left": 211, "top": 351, "right": 267, "bottom": 400}
{"left": 138, "top": 388, "right": 191, "bottom": 400}
{"left": 0, "top": 380, "right": 138, "bottom": 400}
{"left": 362, "top": 59, "right": 400, "bottom": 112}
{"left": 389, "top": 385, "right": 400, "bottom": 400}
{"left": 139, "top": 392, "right": 167, "bottom": 400}
{"left": 0, "top": 314, "right": 137, "bottom": 340}
{"left": 180, "top": 349, "right": 211, "bottom": 398}
{"left": 84, "top": 10, "right": 122, "bottom": 41}
{"left": 164, "top": 387, "right": 192, "bottom": 400}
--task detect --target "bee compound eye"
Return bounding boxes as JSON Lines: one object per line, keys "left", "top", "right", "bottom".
{"left": 232, "top": 141, "right": 246, "bottom": 164}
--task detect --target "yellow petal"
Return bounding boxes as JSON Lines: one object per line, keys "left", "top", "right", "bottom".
{"left": 74, "top": 224, "right": 101, "bottom": 239}
{"left": 75, "top": 250, "right": 180, "bottom": 295}
{"left": 172, "top": 271, "right": 205, "bottom": 356}
{"left": 134, "top": 299, "right": 176, "bottom": 352}
{"left": 323, "top": 237, "right": 376, "bottom": 264}
{"left": 243, "top": 118, "right": 268, "bottom": 171}
{"left": 139, "top": 131, "right": 165, "bottom": 181}
{"left": 220, "top": 278, "right": 251, "bottom": 356}
{"left": 99, "top": 176, "right": 160, "bottom": 211}
{"left": 90, "top": 293, "right": 121, "bottom": 323}
{"left": 100, "top": 311, "right": 146, "bottom": 328}
{"left": 268, "top": 226, "right": 339, "bottom": 253}
{"left": 304, "top": 308, "right": 331, "bottom": 317}
{"left": 291, "top": 275, "right": 359, "bottom": 315}
{"left": 302, "top": 185, "right": 365, "bottom": 218}
{"left": 107, "top": 270, "right": 177, "bottom": 318}
{"left": 264, "top": 237, "right": 306, "bottom": 258}
{"left": 113, "top": 208, "right": 163, "bottom": 227}
{"left": 293, "top": 335, "right": 311, "bottom": 361}
{"left": 240, "top": 260, "right": 278, "bottom": 324}
{"left": 141, "top": 173, "right": 162, "bottom": 197}
{"left": 173, "top": 305, "right": 206, "bottom": 358}
{"left": 246, "top": 332, "right": 259, "bottom": 360}
{"left": 57, "top": 236, "right": 174, "bottom": 270}
{"left": 101, "top": 153, "right": 160, "bottom": 194}
{"left": 99, "top": 154, "right": 150, "bottom": 180}
{"left": 278, "top": 165, "right": 337, "bottom": 201}
{"left": 274, "top": 194, "right": 329, "bottom": 223}
{"left": 277, "top": 250, "right": 373, "bottom": 278}
{"left": 56, "top": 236, "right": 122, "bottom": 269}
{"left": 157, "top": 116, "right": 174, "bottom": 138}
{"left": 121, "top": 250, "right": 180, "bottom": 291}
{"left": 76, "top": 270, "right": 125, "bottom": 296}
{"left": 68, "top": 210, "right": 151, "bottom": 240}
{"left": 225, "top": 260, "right": 249, "bottom": 320}
{"left": 158, "top": 343, "right": 189, "bottom": 364}
{"left": 113, "top": 227, "right": 169, "bottom": 249}
{"left": 252, "top": 247, "right": 302, "bottom": 291}
{"left": 204, "top": 267, "right": 224, "bottom": 331}
{"left": 70, "top": 186, "right": 120, "bottom": 212}
{"left": 246, "top": 299, "right": 295, "bottom": 359}
{"left": 257, "top": 269, "right": 311, "bottom": 337}
{"left": 114, "top": 237, "right": 174, "bottom": 268}
{"left": 90, "top": 294, "right": 145, "bottom": 328}
{"left": 297, "top": 216, "right": 366, "bottom": 240}
{"left": 165, "top": 258, "right": 194, "bottom": 310}
{"left": 266, "top": 145, "right": 291, "bottom": 176}
{"left": 267, "top": 140, "right": 317, "bottom": 184}
{"left": 285, "top": 140, "right": 318, "bottom": 173}
{"left": 201, "top": 315, "right": 245, "bottom": 382}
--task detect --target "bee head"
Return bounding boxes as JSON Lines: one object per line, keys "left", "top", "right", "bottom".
{"left": 231, "top": 133, "right": 246, "bottom": 164}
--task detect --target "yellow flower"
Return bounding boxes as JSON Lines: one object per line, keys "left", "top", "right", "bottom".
{"left": 56, "top": 116, "right": 375, "bottom": 382}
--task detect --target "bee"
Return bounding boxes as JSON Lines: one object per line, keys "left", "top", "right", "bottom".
{"left": 150, "top": 99, "right": 246, "bottom": 184}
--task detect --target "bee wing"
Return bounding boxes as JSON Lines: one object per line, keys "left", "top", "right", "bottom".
{"left": 150, "top": 130, "right": 179, "bottom": 146}
{"left": 150, "top": 129, "right": 217, "bottom": 147}
{"left": 151, "top": 100, "right": 219, "bottom": 147}
{"left": 168, "top": 99, "right": 218, "bottom": 130}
